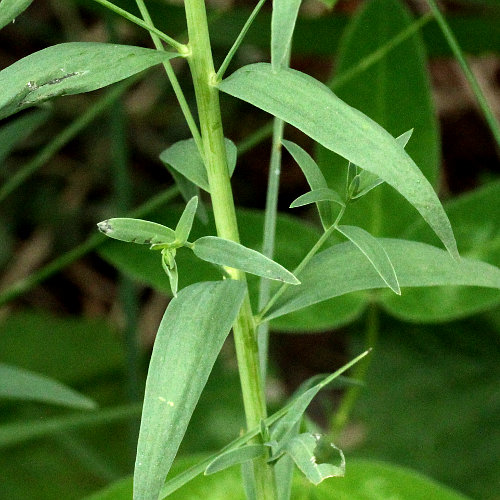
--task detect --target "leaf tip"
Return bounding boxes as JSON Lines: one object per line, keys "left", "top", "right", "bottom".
{"left": 97, "top": 220, "right": 112, "bottom": 235}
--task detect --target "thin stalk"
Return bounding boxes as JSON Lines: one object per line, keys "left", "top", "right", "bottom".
{"left": 134, "top": 0, "right": 203, "bottom": 154}
{"left": 330, "top": 301, "right": 379, "bottom": 438}
{"left": 0, "top": 186, "right": 179, "bottom": 308}
{"left": 0, "top": 78, "right": 137, "bottom": 204}
{"left": 426, "top": 0, "right": 500, "bottom": 147}
{"left": 183, "top": 1, "right": 276, "bottom": 498}
{"left": 92, "top": 0, "right": 187, "bottom": 53}
{"left": 216, "top": 0, "right": 268, "bottom": 81}
{"left": 258, "top": 204, "right": 346, "bottom": 323}
{"left": 257, "top": 118, "right": 285, "bottom": 381}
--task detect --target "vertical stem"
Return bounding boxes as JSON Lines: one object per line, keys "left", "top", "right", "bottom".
{"left": 183, "top": 1, "right": 276, "bottom": 498}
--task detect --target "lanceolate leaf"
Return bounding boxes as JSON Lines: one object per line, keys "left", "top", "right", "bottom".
{"left": 0, "top": 363, "right": 96, "bottom": 410}
{"left": 134, "top": 280, "right": 246, "bottom": 500}
{"left": 159, "top": 138, "right": 237, "bottom": 193}
{"left": 193, "top": 236, "right": 300, "bottom": 284}
{"left": 337, "top": 225, "right": 400, "bottom": 294}
{"left": 271, "top": 0, "right": 302, "bottom": 70}
{"left": 219, "top": 64, "right": 457, "bottom": 258}
{"left": 205, "top": 445, "right": 266, "bottom": 475}
{"left": 264, "top": 239, "right": 500, "bottom": 321}
{"left": 284, "top": 433, "right": 345, "bottom": 485}
{"left": 175, "top": 196, "right": 198, "bottom": 244}
{"left": 283, "top": 140, "right": 334, "bottom": 229}
{"left": 0, "top": 0, "right": 34, "bottom": 30}
{"left": 0, "top": 43, "right": 176, "bottom": 120}
{"left": 97, "top": 218, "right": 176, "bottom": 245}
{"left": 290, "top": 188, "right": 344, "bottom": 209}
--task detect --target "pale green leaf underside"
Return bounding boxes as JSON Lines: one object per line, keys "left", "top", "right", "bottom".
{"left": 193, "top": 236, "right": 300, "bottom": 285}
{"left": 285, "top": 433, "right": 345, "bottom": 485}
{"left": 290, "top": 188, "right": 344, "bottom": 209}
{"left": 264, "top": 239, "right": 500, "bottom": 321}
{"left": 97, "top": 218, "right": 176, "bottom": 245}
{"left": 0, "top": 0, "right": 34, "bottom": 30}
{"left": 205, "top": 445, "right": 265, "bottom": 475}
{"left": 134, "top": 280, "right": 246, "bottom": 500}
{"left": 175, "top": 196, "right": 198, "bottom": 244}
{"left": 0, "top": 363, "right": 96, "bottom": 410}
{"left": 159, "top": 138, "right": 237, "bottom": 193}
{"left": 219, "top": 64, "right": 458, "bottom": 258}
{"left": 0, "top": 42, "right": 175, "bottom": 120}
{"left": 271, "top": 0, "right": 301, "bottom": 70}
{"left": 337, "top": 225, "right": 400, "bottom": 294}
{"left": 282, "top": 140, "right": 334, "bottom": 229}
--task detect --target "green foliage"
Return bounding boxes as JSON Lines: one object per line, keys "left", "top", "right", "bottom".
{"left": 0, "top": 43, "right": 176, "bottom": 120}
{"left": 0, "top": 0, "right": 34, "bottom": 29}
{"left": 134, "top": 280, "right": 246, "bottom": 500}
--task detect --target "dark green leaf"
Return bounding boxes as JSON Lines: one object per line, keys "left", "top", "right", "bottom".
{"left": 271, "top": 0, "right": 301, "bottom": 70}
{"left": 97, "top": 218, "right": 176, "bottom": 245}
{"left": 0, "top": 108, "right": 50, "bottom": 165}
{"left": 175, "top": 196, "right": 198, "bottom": 244}
{"left": 0, "top": 43, "right": 176, "bottom": 120}
{"left": 265, "top": 239, "right": 500, "bottom": 321}
{"left": 205, "top": 445, "right": 265, "bottom": 475}
{"left": 283, "top": 140, "right": 334, "bottom": 229}
{"left": 316, "top": 0, "right": 439, "bottom": 239}
{"left": 0, "top": 0, "right": 34, "bottom": 30}
{"left": 284, "top": 433, "right": 345, "bottom": 485}
{"left": 219, "top": 64, "right": 456, "bottom": 258}
{"left": 193, "top": 236, "right": 300, "bottom": 284}
{"left": 134, "top": 280, "right": 246, "bottom": 500}
{"left": 0, "top": 363, "right": 96, "bottom": 410}
{"left": 159, "top": 138, "right": 237, "bottom": 193}
{"left": 337, "top": 225, "right": 400, "bottom": 294}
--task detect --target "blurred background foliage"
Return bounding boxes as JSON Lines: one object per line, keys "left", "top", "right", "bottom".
{"left": 0, "top": 0, "right": 499, "bottom": 498}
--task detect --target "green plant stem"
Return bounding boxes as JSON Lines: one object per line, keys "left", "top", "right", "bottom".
{"left": 134, "top": 0, "right": 203, "bottom": 154}
{"left": 215, "top": 0, "right": 268, "bottom": 81}
{"left": 0, "top": 186, "right": 179, "bottom": 308}
{"left": 0, "top": 78, "right": 137, "bottom": 204}
{"left": 258, "top": 204, "right": 346, "bottom": 323}
{"left": 183, "top": 1, "right": 276, "bottom": 498}
{"left": 92, "top": 0, "right": 187, "bottom": 52}
{"left": 257, "top": 118, "right": 285, "bottom": 381}
{"left": 425, "top": 0, "right": 500, "bottom": 147}
{"left": 159, "top": 349, "right": 370, "bottom": 499}
{"left": 330, "top": 301, "right": 379, "bottom": 438}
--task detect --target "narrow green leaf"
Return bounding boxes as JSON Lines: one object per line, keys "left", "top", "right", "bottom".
{"left": 167, "top": 168, "right": 208, "bottom": 224}
{"left": 159, "top": 138, "right": 237, "bottom": 193}
{"left": 317, "top": 0, "right": 439, "bottom": 239}
{"left": 349, "top": 128, "right": 414, "bottom": 200}
{"left": 290, "top": 188, "right": 344, "bottom": 209}
{"left": 285, "top": 433, "right": 345, "bottom": 485}
{"left": 282, "top": 140, "right": 334, "bottom": 229}
{"left": 134, "top": 280, "right": 246, "bottom": 500}
{"left": 0, "top": 0, "right": 33, "bottom": 30}
{"left": 219, "top": 64, "right": 457, "bottom": 258}
{"left": 0, "top": 43, "right": 176, "bottom": 120}
{"left": 265, "top": 239, "right": 500, "bottom": 321}
{"left": 193, "top": 236, "right": 300, "bottom": 285}
{"left": 97, "top": 218, "right": 176, "bottom": 245}
{"left": 271, "top": 0, "right": 302, "bottom": 71}
{"left": 205, "top": 445, "right": 265, "bottom": 475}
{"left": 161, "top": 249, "right": 178, "bottom": 297}
{"left": 175, "top": 196, "right": 198, "bottom": 244}
{"left": 0, "top": 108, "right": 50, "bottom": 165}
{"left": 337, "top": 224, "right": 400, "bottom": 294}
{"left": 0, "top": 363, "right": 96, "bottom": 410}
